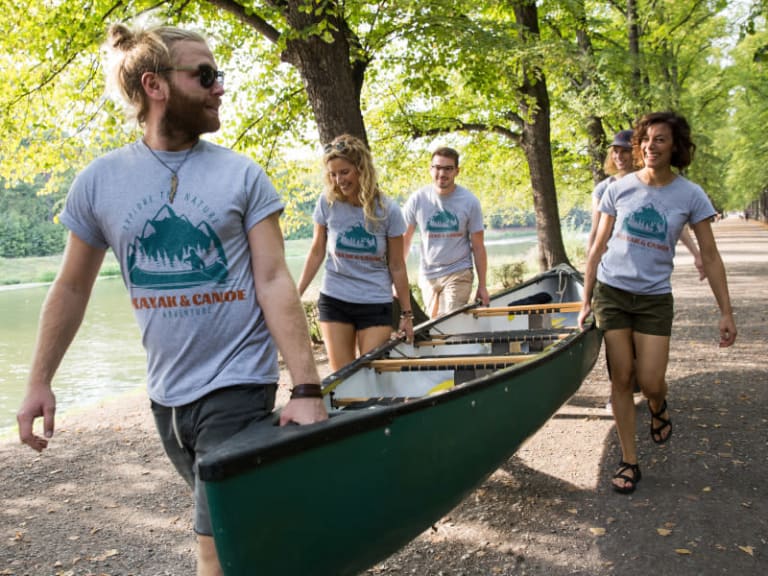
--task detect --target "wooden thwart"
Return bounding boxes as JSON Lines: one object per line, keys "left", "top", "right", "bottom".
{"left": 367, "top": 354, "right": 532, "bottom": 372}
{"left": 470, "top": 301, "right": 582, "bottom": 317}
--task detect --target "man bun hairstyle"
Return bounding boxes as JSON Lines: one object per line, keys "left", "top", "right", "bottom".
{"left": 103, "top": 23, "right": 206, "bottom": 124}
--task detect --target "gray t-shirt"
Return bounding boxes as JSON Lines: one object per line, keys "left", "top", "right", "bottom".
{"left": 597, "top": 172, "right": 716, "bottom": 294}
{"left": 314, "top": 194, "right": 406, "bottom": 303}
{"left": 592, "top": 176, "right": 615, "bottom": 204}
{"left": 403, "top": 184, "right": 484, "bottom": 280}
{"left": 60, "top": 139, "right": 283, "bottom": 406}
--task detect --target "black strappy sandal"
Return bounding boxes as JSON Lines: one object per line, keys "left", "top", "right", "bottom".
{"left": 612, "top": 460, "right": 642, "bottom": 494}
{"left": 649, "top": 399, "right": 673, "bottom": 444}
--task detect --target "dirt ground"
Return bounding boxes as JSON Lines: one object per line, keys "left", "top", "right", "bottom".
{"left": 1, "top": 217, "right": 765, "bottom": 576}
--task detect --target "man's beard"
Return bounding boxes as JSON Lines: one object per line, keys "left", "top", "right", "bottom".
{"left": 161, "top": 83, "right": 220, "bottom": 141}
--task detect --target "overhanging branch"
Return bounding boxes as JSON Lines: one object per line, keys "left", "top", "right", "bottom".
{"left": 204, "top": 0, "right": 281, "bottom": 44}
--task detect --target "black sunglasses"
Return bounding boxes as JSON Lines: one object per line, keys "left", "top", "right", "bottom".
{"left": 323, "top": 140, "right": 348, "bottom": 154}
{"left": 159, "top": 64, "right": 224, "bottom": 89}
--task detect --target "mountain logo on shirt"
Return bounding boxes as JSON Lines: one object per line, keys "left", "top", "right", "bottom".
{"left": 623, "top": 203, "right": 667, "bottom": 241}
{"left": 336, "top": 223, "right": 377, "bottom": 254}
{"left": 127, "top": 205, "right": 229, "bottom": 289}
{"left": 426, "top": 210, "right": 459, "bottom": 232}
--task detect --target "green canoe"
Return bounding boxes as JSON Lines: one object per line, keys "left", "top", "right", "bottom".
{"left": 198, "top": 264, "right": 602, "bottom": 575}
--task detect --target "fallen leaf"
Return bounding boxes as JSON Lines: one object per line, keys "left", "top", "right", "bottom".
{"left": 567, "top": 508, "right": 578, "bottom": 515}
{"left": 738, "top": 546, "right": 754, "bottom": 556}
{"left": 589, "top": 527, "right": 606, "bottom": 536}
{"left": 675, "top": 548, "right": 692, "bottom": 555}
{"left": 702, "top": 486, "right": 712, "bottom": 493}
{"left": 91, "top": 549, "right": 120, "bottom": 562}
{"left": 657, "top": 528, "right": 672, "bottom": 536}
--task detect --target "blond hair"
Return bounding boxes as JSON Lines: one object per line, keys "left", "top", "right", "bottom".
{"left": 322, "top": 134, "right": 385, "bottom": 227}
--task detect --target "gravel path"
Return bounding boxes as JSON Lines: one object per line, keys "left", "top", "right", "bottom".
{"left": 1, "top": 216, "right": 765, "bottom": 575}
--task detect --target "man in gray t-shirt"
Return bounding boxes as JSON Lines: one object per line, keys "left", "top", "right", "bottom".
{"left": 403, "top": 147, "right": 489, "bottom": 318}
{"left": 16, "top": 24, "right": 326, "bottom": 576}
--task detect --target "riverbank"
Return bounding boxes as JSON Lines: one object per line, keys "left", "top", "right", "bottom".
{"left": 1, "top": 217, "right": 764, "bottom": 575}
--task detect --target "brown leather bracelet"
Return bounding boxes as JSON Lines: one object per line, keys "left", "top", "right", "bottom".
{"left": 290, "top": 383, "right": 323, "bottom": 399}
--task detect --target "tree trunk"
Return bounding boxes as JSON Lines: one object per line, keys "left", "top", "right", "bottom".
{"left": 572, "top": 0, "right": 608, "bottom": 185}
{"left": 208, "top": 0, "right": 369, "bottom": 145}
{"left": 513, "top": 1, "right": 570, "bottom": 271}
{"left": 279, "top": 2, "right": 368, "bottom": 145}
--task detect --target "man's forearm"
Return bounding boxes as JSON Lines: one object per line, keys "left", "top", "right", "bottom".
{"left": 28, "top": 280, "right": 91, "bottom": 389}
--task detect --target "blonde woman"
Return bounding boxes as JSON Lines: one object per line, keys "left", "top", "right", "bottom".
{"left": 298, "top": 134, "right": 414, "bottom": 372}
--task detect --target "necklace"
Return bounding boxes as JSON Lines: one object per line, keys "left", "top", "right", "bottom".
{"left": 142, "top": 140, "right": 197, "bottom": 203}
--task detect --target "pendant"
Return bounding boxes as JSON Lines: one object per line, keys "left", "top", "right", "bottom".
{"left": 170, "top": 174, "right": 179, "bottom": 203}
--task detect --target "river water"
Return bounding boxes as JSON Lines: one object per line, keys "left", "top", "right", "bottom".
{"left": 0, "top": 237, "right": 537, "bottom": 433}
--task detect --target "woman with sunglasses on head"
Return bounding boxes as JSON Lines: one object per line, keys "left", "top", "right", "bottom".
{"left": 297, "top": 134, "right": 414, "bottom": 372}
{"left": 579, "top": 111, "right": 737, "bottom": 494}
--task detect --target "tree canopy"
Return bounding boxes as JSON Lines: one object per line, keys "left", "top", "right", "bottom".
{"left": 1, "top": 1, "right": 765, "bottom": 266}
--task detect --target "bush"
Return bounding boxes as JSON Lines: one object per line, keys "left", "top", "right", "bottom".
{"left": 492, "top": 261, "right": 526, "bottom": 289}
{"left": 0, "top": 214, "right": 66, "bottom": 257}
{"left": 303, "top": 301, "right": 322, "bottom": 344}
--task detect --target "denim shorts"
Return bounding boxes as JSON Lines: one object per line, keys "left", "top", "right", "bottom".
{"left": 151, "top": 384, "right": 277, "bottom": 536}
{"left": 592, "top": 281, "right": 674, "bottom": 336}
{"left": 317, "top": 292, "right": 393, "bottom": 330}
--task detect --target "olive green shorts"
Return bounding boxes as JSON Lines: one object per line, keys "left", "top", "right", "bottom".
{"left": 592, "top": 281, "right": 674, "bottom": 336}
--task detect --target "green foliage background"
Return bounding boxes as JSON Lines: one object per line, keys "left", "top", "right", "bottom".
{"left": 1, "top": 0, "right": 766, "bottom": 256}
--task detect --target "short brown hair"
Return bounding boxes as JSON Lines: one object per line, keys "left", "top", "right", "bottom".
{"left": 431, "top": 147, "right": 460, "bottom": 167}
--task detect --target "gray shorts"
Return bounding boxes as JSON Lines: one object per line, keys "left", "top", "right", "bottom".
{"left": 151, "top": 384, "right": 277, "bottom": 536}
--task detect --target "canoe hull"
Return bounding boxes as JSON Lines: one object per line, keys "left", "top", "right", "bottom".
{"left": 199, "top": 265, "right": 601, "bottom": 575}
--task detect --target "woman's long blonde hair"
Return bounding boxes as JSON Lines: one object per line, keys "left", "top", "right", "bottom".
{"left": 322, "top": 134, "right": 384, "bottom": 227}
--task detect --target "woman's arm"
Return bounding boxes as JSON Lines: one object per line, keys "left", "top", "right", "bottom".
{"left": 387, "top": 235, "right": 414, "bottom": 343}
{"left": 679, "top": 225, "right": 705, "bottom": 280}
{"left": 691, "top": 219, "right": 737, "bottom": 347}
{"left": 578, "top": 213, "right": 615, "bottom": 331}
{"left": 296, "top": 223, "right": 328, "bottom": 297}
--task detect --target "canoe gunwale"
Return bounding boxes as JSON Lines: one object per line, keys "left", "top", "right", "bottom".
{"left": 199, "top": 264, "right": 595, "bottom": 483}
{"left": 198, "top": 321, "right": 598, "bottom": 482}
